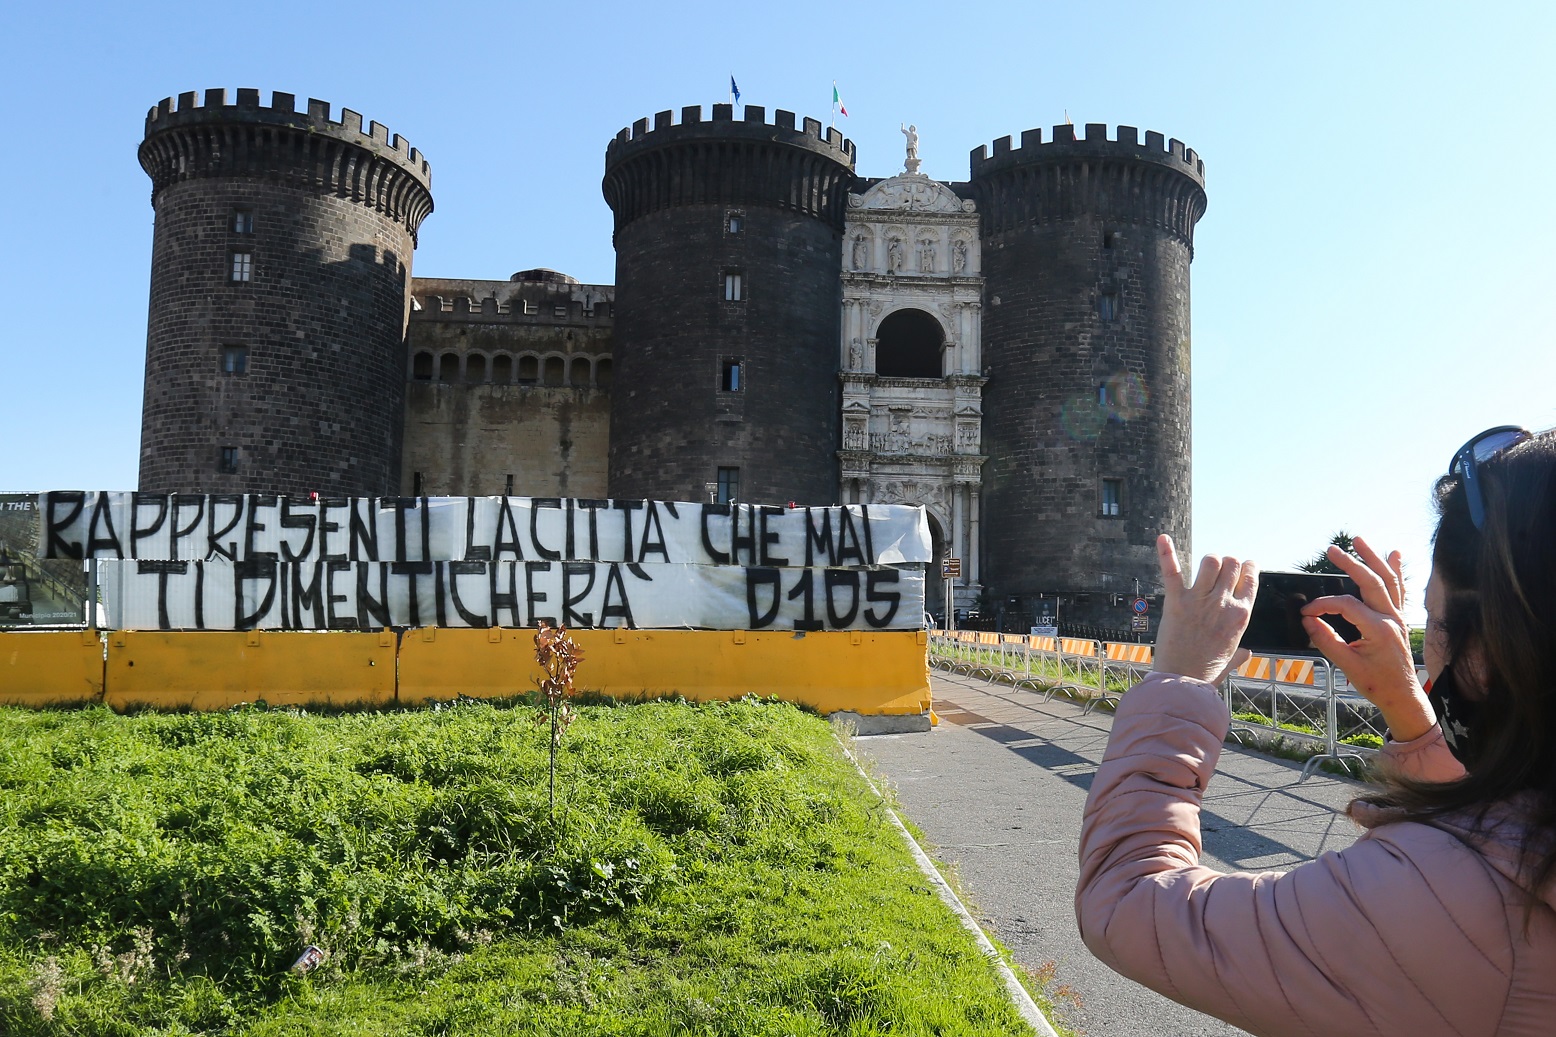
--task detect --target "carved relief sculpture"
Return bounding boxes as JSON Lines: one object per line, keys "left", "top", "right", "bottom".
{"left": 953, "top": 238, "right": 968, "bottom": 273}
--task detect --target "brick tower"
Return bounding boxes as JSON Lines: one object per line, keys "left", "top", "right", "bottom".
{"left": 137, "top": 88, "right": 433, "bottom": 495}
{"left": 601, "top": 105, "right": 855, "bottom": 505}
{"left": 968, "top": 124, "right": 1206, "bottom": 622}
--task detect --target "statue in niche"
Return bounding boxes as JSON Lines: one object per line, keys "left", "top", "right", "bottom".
{"left": 852, "top": 235, "right": 868, "bottom": 270}
{"left": 848, "top": 338, "right": 864, "bottom": 370}
{"left": 887, "top": 238, "right": 903, "bottom": 272}
{"left": 919, "top": 239, "right": 936, "bottom": 273}
{"left": 901, "top": 123, "right": 920, "bottom": 174}
{"left": 953, "top": 238, "right": 968, "bottom": 273}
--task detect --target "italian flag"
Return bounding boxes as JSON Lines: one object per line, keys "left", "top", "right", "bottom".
{"left": 833, "top": 82, "right": 848, "bottom": 117}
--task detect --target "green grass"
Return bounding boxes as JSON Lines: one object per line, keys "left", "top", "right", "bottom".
{"left": 0, "top": 698, "right": 1044, "bottom": 1036}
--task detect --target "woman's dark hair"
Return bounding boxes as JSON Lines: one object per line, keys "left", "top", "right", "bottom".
{"left": 1374, "top": 429, "right": 1556, "bottom": 898}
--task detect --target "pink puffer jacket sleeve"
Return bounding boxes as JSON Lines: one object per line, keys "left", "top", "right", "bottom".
{"left": 1380, "top": 723, "right": 1467, "bottom": 783}
{"left": 1076, "top": 673, "right": 1513, "bottom": 1037}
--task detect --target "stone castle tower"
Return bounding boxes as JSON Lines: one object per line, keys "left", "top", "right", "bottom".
{"left": 137, "top": 89, "right": 433, "bottom": 496}
{"left": 602, "top": 106, "right": 856, "bottom": 505}
{"left": 133, "top": 90, "right": 1207, "bottom": 633}
{"left": 969, "top": 124, "right": 1207, "bottom": 617}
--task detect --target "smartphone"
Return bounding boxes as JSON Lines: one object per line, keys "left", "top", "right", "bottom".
{"left": 1239, "top": 571, "right": 1362, "bottom": 653}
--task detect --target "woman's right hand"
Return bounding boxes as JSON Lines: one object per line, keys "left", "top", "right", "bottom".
{"left": 1300, "top": 537, "right": 1435, "bottom": 742}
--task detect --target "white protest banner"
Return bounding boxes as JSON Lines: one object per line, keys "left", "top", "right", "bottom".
{"left": 39, "top": 493, "right": 930, "bottom": 568}
{"left": 97, "top": 559, "right": 924, "bottom": 632}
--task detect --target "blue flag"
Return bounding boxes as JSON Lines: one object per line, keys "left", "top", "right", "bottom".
{"left": 730, "top": 76, "right": 741, "bottom": 104}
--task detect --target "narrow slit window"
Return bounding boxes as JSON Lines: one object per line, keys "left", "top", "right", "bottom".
{"left": 1098, "top": 292, "right": 1118, "bottom": 321}
{"left": 220, "top": 344, "right": 248, "bottom": 375}
{"left": 720, "top": 357, "right": 743, "bottom": 392}
{"left": 1101, "top": 478, "right": 1123, "bottom": 518}
{"left": 724, "top": 272, "right": 743, "bottom": 302}
{"left": 1102, "top": 230, "right": 1115, "bottom": 249}
{"left": 726, "top": 211, "right": 744, "bottom": 234}
{"left": 717, "top": 466, "right": 740, "bottom": 504}
{"left": 230, "top": 251, "right": 253, "bottom": 282}
{"left": 504, "top": 475, "right": 514, "bottom": 496}
{"left": 219, "top": 446, "right": 240, "bottom": 474}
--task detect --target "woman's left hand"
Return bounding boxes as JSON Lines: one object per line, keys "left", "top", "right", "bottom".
{"left": 1151, "top": 534, "right": 1257, "bottom": 684}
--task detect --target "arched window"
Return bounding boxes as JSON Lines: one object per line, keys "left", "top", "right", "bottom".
{"left": 491, "top": 354, "right": 513, "bottom": 384}
{"left": 543, "top": 357, "right": 565, "bottom": 387}
{"left": 412, "top": 351, "right": 433, "bottom": 380}
{"left": 466, "top": 354, "right": 487, "bottom": 383}
{"left": 569, "top": 357, "right": 591, "bottom": 387}
{"left": 437, "top": 353, "right": 459, "bottom": 382}
{"left": 875, "top": 308, "right": 944, "bottom": 378}
{"left": 595, "top": 358, "right": 613, "bottom": 389}
{"left": 517, "top": 355, "right": 538, "bottom": 384}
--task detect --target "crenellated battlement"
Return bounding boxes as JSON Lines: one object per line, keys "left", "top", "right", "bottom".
{"left": 969, "top": 123, "right": 1204, "bottom": 186}
{"left": 605, "top": 104, "right": 855, "bottom": 167}
{"left": 139, "top": 89, "right": 434, "bottom": 238}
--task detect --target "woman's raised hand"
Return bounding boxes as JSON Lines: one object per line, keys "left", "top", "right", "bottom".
{"left": 1151, "top": 534, "right": 1257, "bottom": 684}
{"left": 1299, "top": 537, "right": 1433, "bottom": 741}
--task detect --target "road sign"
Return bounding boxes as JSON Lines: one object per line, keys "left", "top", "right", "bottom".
{"left": 942, "top": 558, "right": 962, "bottom": 579}
{"left": 1131, "top": 616, "right": 1150, "bottom": 632}
{"left": 1132, "top": 596, "right": 1149, "bottom": 615}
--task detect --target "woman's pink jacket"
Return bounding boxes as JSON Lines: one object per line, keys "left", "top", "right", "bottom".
{"left": 1076, "top": 673, "right": 1556, "bottom": 1036}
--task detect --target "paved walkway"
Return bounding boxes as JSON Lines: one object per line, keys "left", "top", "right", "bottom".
{"left": 855, "top": 671, "right": 1372, "bottom": 1037}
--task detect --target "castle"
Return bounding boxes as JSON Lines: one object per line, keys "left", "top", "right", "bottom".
{"left": 134, "top": 88, "right": 1207, "bottom": 631}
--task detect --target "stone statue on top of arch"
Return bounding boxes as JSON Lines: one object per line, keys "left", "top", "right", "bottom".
{"left": 901, "top": 123, "right": 921, "bottom": 174}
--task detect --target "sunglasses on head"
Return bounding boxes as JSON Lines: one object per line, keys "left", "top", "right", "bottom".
{"left": 1449, "top": 426, "right": 1532, "bottom": 530}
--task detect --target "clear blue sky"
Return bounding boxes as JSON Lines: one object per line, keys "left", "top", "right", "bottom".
{"left": 5, "top": 0, "right": 1553, "bottom": 622}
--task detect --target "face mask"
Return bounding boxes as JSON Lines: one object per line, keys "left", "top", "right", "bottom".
{"left": 1426, "top": 662, "right": 1481, "bottom": 768}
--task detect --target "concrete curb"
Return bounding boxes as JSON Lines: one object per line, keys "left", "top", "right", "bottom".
{"left": 834, "top": 733, "right": 1060, "bottom": 1037}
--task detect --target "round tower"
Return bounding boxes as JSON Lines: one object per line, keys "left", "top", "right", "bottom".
{"left": 137, "top": 88, "right": 434, "bottom": 496}
{"left": 968, "top": 124, "right": 1207, "bottom": 623}
{"left": 601, "top": 105, "right": 855, "bottom": 505}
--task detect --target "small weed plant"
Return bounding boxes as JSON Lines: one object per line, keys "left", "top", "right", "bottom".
{"left": 532, "top": 621, "right": 583, "bottom": 832}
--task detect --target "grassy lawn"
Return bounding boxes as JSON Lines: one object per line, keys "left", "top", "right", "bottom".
{"left": 0, "top": 698, "right": 1047, "bottom": 1036}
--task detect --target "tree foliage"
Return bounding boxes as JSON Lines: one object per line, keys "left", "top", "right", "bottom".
{"left": 1297, "top": 530, "right": 1356, "bottom": 575}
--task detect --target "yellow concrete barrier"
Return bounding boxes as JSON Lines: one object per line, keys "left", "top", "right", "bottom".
{"left": 400, "top": 628, "right": 932, "bottom": 717}
{"left": 104, "top": 629, "right": 396, "bottom": 710}
{"left": 0, "top": 630, "right": 105, "bottom": 706}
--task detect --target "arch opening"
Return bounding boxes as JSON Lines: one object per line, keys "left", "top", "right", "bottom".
{"left": 875, "top": 308, "right": 944, "bottom": 378}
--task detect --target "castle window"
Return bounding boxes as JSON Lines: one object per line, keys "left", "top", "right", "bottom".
{"left": 220, "top": 344, "right": 248, "bottom": 375}
{"left": 1100, "top": 478, "right": 1123, "bottom": 518}
{"left": 595, "top": 358, "right": 612, "bottom": 389}
{"left": 230, "top": 251, "right": 253, "bottom": 282}
{"left": 437, "top": 353, "right": 458, "bottom": 382}
{"left": 720, "top": 357, "right": 743, "bottom": 392}
{"left": 219, "top": 446, "right": 240, "bottom": 474}
{"left": 724, "top": 272, "right": 743, "bottom": 302}
{"left": 543, "top": 357, "right": 565, "bottom": 387}
{"left": 491, "top": 354, "right": 513, "bottom": 383}
{"left": 504, "top": 475, "right": 514, "bottom": 496}
{"left": 1102, "top": 230, "right": 1115, "bottom": 249}
{"left": 517, "top": 355, "right": 539, "bottom": 384}
{"left": 554, "top": 305, "right": 569, "bottom": 319}
{"left": 413, "top": 472, "right": 424, "bottom": 495}
{"left": 522, "top": 299, "right": 538, "bottom": 316}
{"left": 726, "top": 210, "right": 744, "bottom": 234}
{"left": 232, "top": 210, "right": 253, "bottom": 234}
{"left": 1098, "top": 292, "right": 1118, "bottom": 321}
{"left": 717, "top": 466, "right": 740, "bottom": 504}
{"left": 412, "top": 351, "right": 434, "bottom": 380}
{"left": 569, "top": 357, "right": 591, "bottom": 386}
{"left": 465, "top": 355, "right": 487, "bottom": 383}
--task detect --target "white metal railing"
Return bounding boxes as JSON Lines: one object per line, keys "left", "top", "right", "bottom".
{"left": 928, "top": 630, "right": 1386, "bottom": 775}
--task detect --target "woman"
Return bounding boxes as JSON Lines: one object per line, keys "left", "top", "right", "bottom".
{"left": 1076, "top": 427, "right": 1556, "bottom": 1036}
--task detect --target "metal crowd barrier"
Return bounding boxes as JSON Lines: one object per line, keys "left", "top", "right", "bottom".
{"left": 927, "top": 630, "right": 1386, "bottom": 776}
